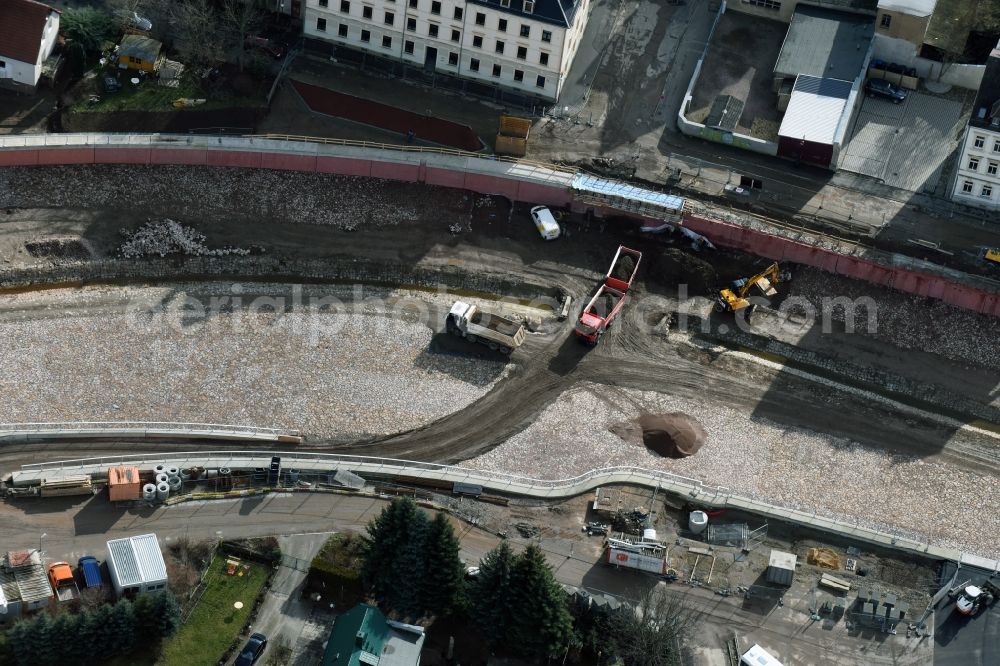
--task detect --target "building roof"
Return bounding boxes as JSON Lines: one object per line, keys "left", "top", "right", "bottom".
{"left": 970, "top": 41, "right": 1000, "bottom": 132}
{"left": 108, "top": 465, "right": 141, "bottom": 486}
{"left": 0, "top": 0, "right": 57, "bottom": 64}
{"left": 118, "top": 34, "right": 162, "bottom": 63}
{"left": 767, "top": 549, "right": 798, "bottom": 571}
{"left": 706, "top": 94, "right": 746, "bottom": 131}
{"left": 778, "top": 75, "right": 853, "bottom": 145}
{"left": 876, "top": 0, "right": 937, "bottom": 16}
{"left": 572, "top": 174, "right": 685, "bottom": 212}
{"left": 107, "top": 534, "right": 167, "bottom": 586}
{"left": 4, "top": 551, "right": 51, "bottom": 604}
{"left": 923, "top": 0, "right": 976, "bottom": 54}
{"left": 466, "top": 0, "right": 582, "bottom": 28}
{"left": 774, "top": 5, "right": 874, "bottom": 82}
{"left": 321, "top": 604, "right": 425, "bottom": 666}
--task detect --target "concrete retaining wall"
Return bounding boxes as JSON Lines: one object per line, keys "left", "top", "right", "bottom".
{"left": 13, "top": 451, "right": 998, "bottom": 572}
{"left": 0, "top": 133, "right": 997, "bottom": 316}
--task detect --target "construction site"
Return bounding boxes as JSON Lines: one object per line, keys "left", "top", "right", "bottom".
{"left": 0, "top": 157, "right": 997, "bottom": 665}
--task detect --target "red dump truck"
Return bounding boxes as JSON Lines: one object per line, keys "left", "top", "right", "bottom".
{"left": 574, "top": 246, "right": 642, "bottom": 345}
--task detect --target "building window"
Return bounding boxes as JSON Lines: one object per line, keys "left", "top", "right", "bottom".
{"left": 338, "top": 23, "right": 348, "bottom": 36}
{"left": 407, "top": 16, "right": 416, "bottom": 30}
{"left": 382, "top": 35, "right": 392, "bottom": 48}
{"left": 500, "top": 0, "right": 510, "bottom": 6}
{"left": 470, "top": 57, "right": 480, "bottom": 71}
{"left": 982, "top": 184, "right": 993, "bottom": 198}
{"left": 319, "top": 0, "right": 328, "bottom": 6}
{"left": 429, "top": 23, "right": 439, "bottom": 37}
{"left": 431, "top": 0, "right": 441, "bottom": 14}
{"left": 974, "top": 135, "right": 985, "bottom": 149}
{"left": 451, "top": 29, "right": 460, "bottom": 42}
{"left": 741, "top": 0, "right": 781, "bottom": 9}
{"left": 316, "top": 17, "right": 327, "bottom": 30}
{"left": 409, "top": 0, "right": 417, "bottom": 6}
{"left": 879, "top": 14, "right": 891, "bottom": 29}
{"left": 516, "top": 45, "right": 527, "bottom": 59}
{"left": 498, "top": 18, "right": 507, "bottom": 32}
{"left": 341, "top": 0, "right": 350, "bottom": 11}
{"left": 989, "top": 161, "right": 999, "bottom": 176}
{"left": 362, "top": 5, "right": 372, "bottom": 18}
{"left": 514, "top": 69, "right": 524, "bottom": 82}
{"left": 495, "top": 40, "right": 504, "bottom": 54}
{"left": 539, "top": 51, "right": 549, "bottom": 66}
{"left": 385, "top": 10, "right": 394, "bottom": 24}
{"left": 520, "top": 25, "right": 530, "bottom": 38}
{"left": 405, "top": 40, "right": 415, "bottom": 54}
{"left": 962, "top": 180, "right": 973, "bottom": 193}
{"left": 994, "top": 140, "right": 1000, "bottom": 153}
{"left": 454, "top": 7, "right": 463, "bottom": 19}
{"left": 473, "top": 35, "right": 483, "bottom": 48}
{"left": 475, "top": 12, "right": 485, "bottom": 25}
{"left": 536, "top": 74, "right": 545, "bottom": 88}
{"left": 542, "top": 30, "right": 551, "bottom": 42}
{"left": 492, "top": 63, "right": 501, "bottom": 77}
{"left": 968, "top": 157, "right": 980, "bottom": 171}
{"left": 361, "top": 29, "right": 371, "bottom": 41}
{"left": 448, "top": 51, "right": 458, "bottom": 66}
{"left": 524, "top": 0, "right": 534, "bottom": 12}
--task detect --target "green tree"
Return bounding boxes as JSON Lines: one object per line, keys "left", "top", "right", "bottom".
{"left": 135, "top": 591, "right": 182, "bottom": 639}
{"left": 108, "top": 598, "right": 137, "bottom": 654}
{"left": 67, "top": 42, "right": 87, "bottom": 80}
{"left": 507, "top": 544, "right": 573, "bottom": 660}
{"left": 363, "top": 497, "right": 418, "bottom": 597}
{"left": 420, "top": 512, "right": 465, "bottom": 618}
{"left": 467, "top": 540, "right": 515, "bottom": 647}
{"left": 384, "top": 511, "right": 428, "bottom": 619}
{"left": 60, "top": 7, "right": 117, "bottom": 52}
{"left": 599, "top": 588, "right": 699, "bottom": 666}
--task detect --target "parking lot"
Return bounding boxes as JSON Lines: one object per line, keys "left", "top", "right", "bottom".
{"left": 839, "top": 87, "right": 968, "bottom": 193}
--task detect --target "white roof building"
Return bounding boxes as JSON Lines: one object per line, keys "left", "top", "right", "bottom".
{"left": 106, "top": 534, "right": 168, "bottom": 597}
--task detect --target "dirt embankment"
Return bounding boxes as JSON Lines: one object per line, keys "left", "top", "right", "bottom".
{"left": 61, "top": 107, "right": 265, "bottom": 133}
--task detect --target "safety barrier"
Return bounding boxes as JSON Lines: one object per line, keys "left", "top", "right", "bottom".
{"left": 0, "top": 133, "right": 997, "bottom": 315}
{"left": 11, "top": 450, "right": 998, "bottom": 573}
{"left": 0, "top": 422, "right": 303, "bottom": 444}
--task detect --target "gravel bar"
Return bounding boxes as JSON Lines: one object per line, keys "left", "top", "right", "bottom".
{"left": 463, "top": 382, "right": 1000, "bottom": 560}
{"left": 0, "top": 285, "right": 509, "bottom": 440}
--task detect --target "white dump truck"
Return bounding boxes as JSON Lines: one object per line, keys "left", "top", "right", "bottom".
{"left": 446, "top": 301, "right": 526, "bottom": 354}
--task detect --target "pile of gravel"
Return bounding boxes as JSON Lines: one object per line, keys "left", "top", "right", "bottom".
{"left": 119, "top": 219, "right": 250, "bottom": 258}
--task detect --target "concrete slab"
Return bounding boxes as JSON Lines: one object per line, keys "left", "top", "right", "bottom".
{"left": 840, "top": 90, "right": 966, "bottom": 192}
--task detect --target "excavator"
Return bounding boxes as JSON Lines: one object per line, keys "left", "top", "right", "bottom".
{"left": 714, "top": 262, "right": 791, "bottom": 316}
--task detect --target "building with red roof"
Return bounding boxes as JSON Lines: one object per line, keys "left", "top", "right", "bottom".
{"left": 0, "top": 0, "right": 60, "bottom": 89}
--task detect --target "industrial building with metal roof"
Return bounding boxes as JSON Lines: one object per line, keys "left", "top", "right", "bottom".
{"left": 773, "top": 5, "right": 875, "bottom": 86}
{"left": 106, "top": 533, "right": 168, "bottom": 597}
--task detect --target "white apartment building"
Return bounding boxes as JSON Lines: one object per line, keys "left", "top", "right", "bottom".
{"left": 303, "top": 0, "right": 590, "bottom": 103}
{"left": 0, "top": 0, "right": 60, "bottom": 90}
{"left": 951, "top": 42, "right": 1000, "bottom": 212}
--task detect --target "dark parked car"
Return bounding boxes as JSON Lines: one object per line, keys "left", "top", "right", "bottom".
{"left": 865, "top": 78, "right": 907, "bottom": 104}
{"left": 245, "top": 35, "right": 286, "bottom": 59}
{"left": 235, "top": 633, "right": 267, "bottom": 666}
{"left": 103, "top": 77, "right": 122, "bottom": 93}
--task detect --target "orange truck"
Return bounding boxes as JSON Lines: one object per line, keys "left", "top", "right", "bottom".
{"left": 48, "top": 562, "right": 80, "bottom": 602}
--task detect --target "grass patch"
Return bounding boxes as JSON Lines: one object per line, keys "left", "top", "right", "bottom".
{"left": 69, "top": 77, "right": 264, "bottom": 114}
{"left": 158, "top": 553, "right": 269, "bottom": 666}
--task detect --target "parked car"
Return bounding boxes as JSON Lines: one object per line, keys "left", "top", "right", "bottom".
{"left": 77, "top": 556, "right": 105, "bottom": 590}
{"left": 245, "top": 35, "right": 286, "bottom": 59}
{"left": 865, "top": 78, "right": 907, "bottom": 104}
{"left": 118, "top": 10, "right": 153, "bottom": 32}
{"left": 465, "top": 566, "right": 480, "bottom": 579}
{"left": 529, "top": 205, "right": 561, "bottom": 240}
{"left": 235, "top": 633, "right": 267, "bottom": 666}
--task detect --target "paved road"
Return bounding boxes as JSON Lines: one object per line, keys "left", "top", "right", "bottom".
{"left": 2, "top": 491, "right": 932, "bottom": 665}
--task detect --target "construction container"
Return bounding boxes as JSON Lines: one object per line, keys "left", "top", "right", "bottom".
{"left": 108, "top": 465, "right": 142, "bottom": 502}
{"left": 766, "top": 549, "right": 797, "bottom": 586}
{"left": 495, "top": 115, "right": 531, "bottom": 157}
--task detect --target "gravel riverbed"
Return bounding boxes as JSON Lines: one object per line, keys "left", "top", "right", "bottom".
{"left": 0, "top": 285, "right": 509, "bottom": 439}
{"left": 463, "top": 382, "right": 1000, "bottom": 560}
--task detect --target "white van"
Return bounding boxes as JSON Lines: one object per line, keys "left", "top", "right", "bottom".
{"left": 530, "top": 205, "right": 561, "bottom": 240}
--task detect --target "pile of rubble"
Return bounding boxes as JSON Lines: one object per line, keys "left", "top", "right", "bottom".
{"left": 119, "top": 219, "right": 251, "bottom": 258}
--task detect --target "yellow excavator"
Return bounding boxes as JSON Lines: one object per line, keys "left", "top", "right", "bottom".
{"left": 714, "top": 262, "right": 791, "bottom": 315}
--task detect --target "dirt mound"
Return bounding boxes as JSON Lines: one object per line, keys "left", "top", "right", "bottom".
{"left": 639, "top": 413, "right": 706, "bottom": 458}
{"left": 25, "top": 238, "right": 91, "bottom": 260}
{"left": 649, "top": 249, "right": 716, "bottom": 295}
{"left": 612, "top": 254, "right": 636, "bottom": 281}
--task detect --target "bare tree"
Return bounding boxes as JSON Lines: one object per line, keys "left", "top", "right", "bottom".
{"left": 221, "top": 0, "right": 264, "bottom": 72}
{"left": 169, "top": 0, "right": 227, "bottom": 72}
{"left": 601, "top": 587, "right": 701, "bottom": 666}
